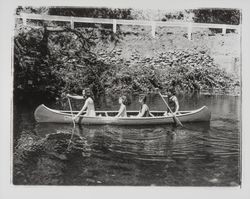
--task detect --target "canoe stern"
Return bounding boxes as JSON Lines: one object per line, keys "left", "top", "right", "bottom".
{"left": 34, "top": 104, "right": 72, "bottom": 123}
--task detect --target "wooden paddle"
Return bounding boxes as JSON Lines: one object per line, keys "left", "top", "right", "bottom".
{"left": 158, "top": 91, "right": 183, "bottom": 127}
{"left": 67, "top": 97, "right": 76, "bottom": 150}
{"left": 67, "top": 97, "right": 76, "bottom": 127}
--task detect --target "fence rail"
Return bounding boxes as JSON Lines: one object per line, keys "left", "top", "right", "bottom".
{"left": 16, "top": 13, "right": 241, "bottom": 40}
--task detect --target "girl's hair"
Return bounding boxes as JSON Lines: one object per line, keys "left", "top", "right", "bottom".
{"left": 168, "top": 88, "right": 176, "bottom": 95}
{"left": 84, "top": 88, "right": 92, "bottom": 98}
{"left": 120, "top": 95, "right": 127, "bottom": 105}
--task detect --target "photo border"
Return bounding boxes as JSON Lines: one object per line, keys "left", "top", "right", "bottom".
{"left": 1, "top": 0, "right": 249, "bottom": 199}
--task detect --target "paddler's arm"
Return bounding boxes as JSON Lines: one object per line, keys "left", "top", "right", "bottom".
{"left": 73, "top": 99, "right": 89, "bottom": 120}
{"left": 67, "top": 94, "right": 84, "bottom": 100}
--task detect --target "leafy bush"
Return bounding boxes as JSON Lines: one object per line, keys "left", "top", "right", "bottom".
{"left": 192, "top": 9, "right": 240, "bottom": 25}
{"left": 100, "top": 49, "right": 239, "bottom": 95}
{"left": 14, "top": 26, "right": 61, "bottom": 102}
{"left": 14, "top": 25, "right": 116, "bottom": 102}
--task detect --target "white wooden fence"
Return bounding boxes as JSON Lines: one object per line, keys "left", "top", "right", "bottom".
{"left": 16, "top": 13, "right": 241, "bottom": 40}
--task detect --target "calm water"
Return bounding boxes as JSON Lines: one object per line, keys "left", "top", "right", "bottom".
{"left": 13, "top": 93, "right": 241, "bottom": 186}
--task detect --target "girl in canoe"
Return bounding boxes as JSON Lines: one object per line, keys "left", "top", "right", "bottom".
{"left": 136, "top": 95, "right": 154, "bottom": 117}
{"left": 67, "top": 88, "right": 96, "bottom": 119}
{"left": 164, "top": 88, "right": 179, "bottom": 116}
{"left": 115, "top": 95, "right": 127, "bottom": 117}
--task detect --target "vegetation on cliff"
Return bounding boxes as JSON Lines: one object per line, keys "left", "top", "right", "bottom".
{"left": 14, "top": 7, "right": 240, "bottom": 103}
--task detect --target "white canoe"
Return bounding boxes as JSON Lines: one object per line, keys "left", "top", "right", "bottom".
{"left": 34, "top": 104, "right": 211, "bottom": 125}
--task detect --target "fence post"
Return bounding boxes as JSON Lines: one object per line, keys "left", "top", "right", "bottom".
{"left": 113, "top": 19, "right": 117, "bottom": 33}
{"left": 151, "top": 21, "right": 156, "bottom": 38}
{"left": 21, "top": 13, "right": 27, "bottom": 26}
{"left": 187, "top": 22, "right": 192, "bottom": 40}
{"left": 70, "top": 17, "right": 74, "bottom": 29}
{"left": 222, "top": 27, "right": 226, "bottom": 35}
{"left": 233, "top": 57, "right": 238, "bottom": 75}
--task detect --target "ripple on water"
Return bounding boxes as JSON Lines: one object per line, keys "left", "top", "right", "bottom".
{"left": 13, "top": 94, "right": 241, "bottom": 185}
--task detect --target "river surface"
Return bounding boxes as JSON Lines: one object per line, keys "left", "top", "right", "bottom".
{"left": 13, "top": 93, "right": 241, "bottom": 186}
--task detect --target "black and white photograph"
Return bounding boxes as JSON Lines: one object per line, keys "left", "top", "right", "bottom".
{"left": 2, "top": 0, "right": 250, "bottom": 198}
{"left": 12, "top": 5, "right": 242, "bottom": 186}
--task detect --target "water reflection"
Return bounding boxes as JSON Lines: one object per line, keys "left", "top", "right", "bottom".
{"left": 33, "top": 122, "right": 217, "bottom": 164}
{"left": 31, "top": 120, "right": 239, "bottom": 186}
